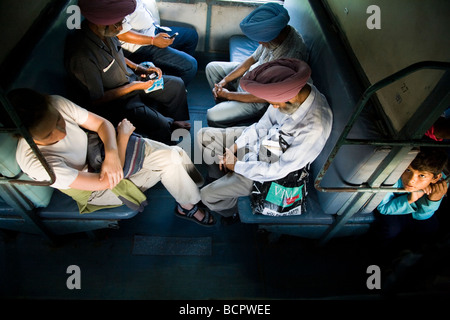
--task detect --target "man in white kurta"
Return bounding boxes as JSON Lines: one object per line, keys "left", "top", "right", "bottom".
{"left": 118, "top": 0, "right": 198, "bottom": 85}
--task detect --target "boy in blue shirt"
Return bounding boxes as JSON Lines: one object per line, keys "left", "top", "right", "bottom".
{"left": 376, "top": 147, "right": 448, "bottom": 246}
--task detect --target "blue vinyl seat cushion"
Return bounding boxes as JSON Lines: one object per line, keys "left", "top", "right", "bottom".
{"left": 38, "top": 190, "right": 139, "bottom": 220}
{"left": 229, "top": 35, "right": 259, "bottom": 63}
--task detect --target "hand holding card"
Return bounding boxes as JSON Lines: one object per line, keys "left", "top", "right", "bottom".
{"left": 138, "top": 62, "right": 165, "bottom": 93}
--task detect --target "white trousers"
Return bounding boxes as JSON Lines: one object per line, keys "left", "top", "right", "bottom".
{"left": 197, "top": 127, "right": 254, "bottom": 217}
{"left": 129, "top": 138, "right": 203, "bottom": 205}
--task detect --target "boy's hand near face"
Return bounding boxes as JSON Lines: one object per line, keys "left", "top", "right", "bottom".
{"left": 409, "top": 179, "right": 448, "bottom": 203}
{"left": 426, "top": 179, "right": 448, "bottom": 201}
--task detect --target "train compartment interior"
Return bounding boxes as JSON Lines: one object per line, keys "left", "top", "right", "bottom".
{"left": 1, "top": 0, "right": 449, "bottom": 301}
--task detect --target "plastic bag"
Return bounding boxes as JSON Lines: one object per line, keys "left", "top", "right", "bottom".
{"left": 250, "top": 165, "right": 309, "bottom": 216}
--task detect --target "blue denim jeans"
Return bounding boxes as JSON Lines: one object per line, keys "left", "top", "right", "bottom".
{"left": 124, "top": 26, "right": 198, "bottom": 86}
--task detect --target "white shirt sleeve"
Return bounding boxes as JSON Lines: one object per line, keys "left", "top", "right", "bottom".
{"left": 15, "top": 142, "right": 79, "bottom": 189}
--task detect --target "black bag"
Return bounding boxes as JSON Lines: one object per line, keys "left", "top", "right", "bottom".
{"left": 250, "top": 164, "right": 309, "bottom": 216}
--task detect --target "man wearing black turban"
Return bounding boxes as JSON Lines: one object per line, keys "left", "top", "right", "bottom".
{"left": 65, "top": 0, "right": 191, "bottom": 145}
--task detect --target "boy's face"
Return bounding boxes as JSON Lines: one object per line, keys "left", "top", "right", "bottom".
{"left": 30, "top": 106, "right": 66, "bottom": 146}
{"left": 401, "top": 165, "right": 442, "bottom": 192}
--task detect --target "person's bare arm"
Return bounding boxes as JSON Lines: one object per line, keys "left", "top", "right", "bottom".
{"left": 213, "top": 56, "right": 266, "bottom": 103}
{"left": 93, "top": 58, "right": 163, "bottom": 106}
{"left": 93, "top": 82, "right": 145, "bottom": 106}
{"left": 117, "top": 30, "right": 174, "bottom": 48}
{"left": 69, "top": 112, "right": 123, "bottom": 190}
{"left": 218, "top": 56, "right": 256, "bottom": 86}
{"left": 214, "top": 88, "right": 268, "bottom": 103}
{"left": 116, "top": 119, "right": 136, "bottom": 167}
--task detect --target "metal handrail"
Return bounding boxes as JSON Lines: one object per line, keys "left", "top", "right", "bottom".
{"left": 314, "top": 60, "right": 450, "bottom": 193}
{"left": 0, "top": 89, "right": 56, "bottom": 186}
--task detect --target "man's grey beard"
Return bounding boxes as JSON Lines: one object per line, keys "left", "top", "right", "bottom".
{"left": 100, "top": 26, "right": 120, "bottom": 38}
{"left": 262, "top": 40, "right": 280, "bottom": 51}
{"left": 279, "top": 101, "right": 301, "bottom": 115}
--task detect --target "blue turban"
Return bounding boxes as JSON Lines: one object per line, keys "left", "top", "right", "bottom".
{"left": 239, "top": 3, "right": 290, "bottom": 42}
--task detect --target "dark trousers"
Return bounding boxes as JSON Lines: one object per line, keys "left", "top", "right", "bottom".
{"left": 124, "top": 26, "right": 198, "bottom": 85}
{"left": 93, "top": 75, "right": 189, "bottom": 145}
{"left": 140, "top": 75, "right": 189, "bottom": 121}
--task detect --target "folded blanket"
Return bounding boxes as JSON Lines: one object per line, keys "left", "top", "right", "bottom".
{"left": 60, "top": 179, "right": 148, "bottom": 214}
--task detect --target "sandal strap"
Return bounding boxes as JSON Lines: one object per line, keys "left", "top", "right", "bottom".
{"left": 200, "top": 209, "right": 211, "bottom": 224}
{"left": 177, "top": 203, "right": 198, "bottom": 218}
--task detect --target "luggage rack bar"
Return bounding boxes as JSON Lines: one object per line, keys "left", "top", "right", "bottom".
{"left": 317, "top": 60, "right": 450, "bottom": 245}
{"left": 314, "top": 60, "right": 450, "bottom": 194}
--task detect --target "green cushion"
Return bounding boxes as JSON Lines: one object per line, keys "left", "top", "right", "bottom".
{"left": 0, "top": 133, "right": 53, "bottom": 207}
{"left": 0, "top": 133, "right": 21, "bottom": 177}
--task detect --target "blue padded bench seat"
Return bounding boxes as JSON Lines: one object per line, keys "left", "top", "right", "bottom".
{"left": 238, "top": 196, "right": 373, "bottom": 240}
{"left": 229, "top": 35, "right": 259, "bottom": 63}
{"left": 238, "top": 181, "right": 375, "bottom": 225}
{"left": 37, "top": 190, "right": 140, "bottom": 220}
